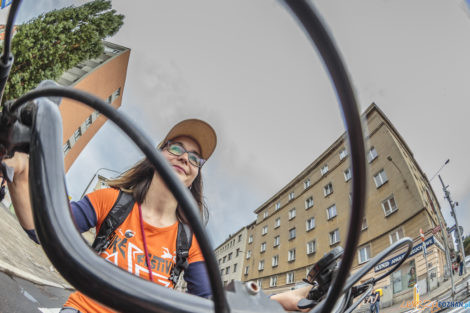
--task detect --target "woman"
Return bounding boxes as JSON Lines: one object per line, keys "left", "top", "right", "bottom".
{"left": 5, "top": 118, "right": 309, "bottom": 312}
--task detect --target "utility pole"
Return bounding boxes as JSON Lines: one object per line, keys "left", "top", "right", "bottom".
{"left": 420, "top": 229, "right": 430, "bottom": 294}
{"left": 438, "top": 174, "right": 467, "bottom": 275}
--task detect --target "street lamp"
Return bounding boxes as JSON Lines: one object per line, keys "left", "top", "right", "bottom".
{"left": 80, "top": 167, "right": 121, "bottom": 199}
{"left": 438, "top": 174, "right": 467, "bottom": 276}
{"left": 427, "top": 159, "right": 455, "bottom": 299}
{"left": 429, "top": 159, "right": 450, "bottom": 182}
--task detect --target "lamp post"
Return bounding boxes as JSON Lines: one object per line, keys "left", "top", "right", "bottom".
{"left": 438, "top": 174, "right": 467, "bottom": 276}
{"left": 427, "top": 159, "right": 455, "bottom": 299}
{"left": 80, "top": 167, "right": 120, "bottom": 199}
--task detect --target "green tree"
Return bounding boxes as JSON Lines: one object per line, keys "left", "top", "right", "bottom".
{"left": 464, "top": 235, "right": 470, "bottom": 256}
{"left": 1, "top": 0, "right": 124, "bottom": 103}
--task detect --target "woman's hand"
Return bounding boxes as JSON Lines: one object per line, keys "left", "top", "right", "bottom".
{"left": 271, "top": 285, "right": 311, "bottom": 312}
{"left": 3, "top": 152, "right": 34, "bottom": 230}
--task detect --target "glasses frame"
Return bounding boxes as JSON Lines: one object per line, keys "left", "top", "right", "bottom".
{"left": 163, "top": 140, "right": 206, "bottom": 168}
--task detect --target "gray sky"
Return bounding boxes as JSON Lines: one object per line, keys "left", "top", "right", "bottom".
{"left": 2, "top": 0, "right": 470, "bottom": 248}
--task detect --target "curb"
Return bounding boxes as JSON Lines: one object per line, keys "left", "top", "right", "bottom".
{"left": 0, "top": 259, "right": 74, "bottom": 290}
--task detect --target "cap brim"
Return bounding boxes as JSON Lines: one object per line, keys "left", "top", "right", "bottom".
{"left": 160, "top": 119, "right": 217, "bottom": 160}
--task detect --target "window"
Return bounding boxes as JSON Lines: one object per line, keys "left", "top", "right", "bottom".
{"left": 307, "top": 240, "right": 316, "bottom": 255}
{"left": 246, "top": 250, "right": 251, "bottom": 259}
{"left": 262, "top": 225, "right": 268, "bottom": 235}
{"left": 238, "top": 234, "right": 242, "bottom": 242}
{"left": 85, "top": 115, "right": 93, "bottom": 127}
{"left": 244, "top": 266, "right": 249, "bottom": 275}
{"left": 329, "top": 229, "right": 340, "bottom": 245}
{"left": 368, "top": 147, "right": 378, "bottom": 163}
{"left": 260, "top": 242, "right": 266, "bottom": 253}
{"left": 324, "top": 183, "right": 333, "bottom": 196}
{"left": 358, "top": 245, "right": 371, "bottom": 264}
{"left": 306, "top": 217, "right": 315, "bottom": 231}
{"left": 236, "top": 248, "right": 240, "bottom": 257}
{"left": 344, "top": 168, "right": 352, "bottom": 181}
{"left": 226, "top": 266, "right": 230, "bottom": 274}
{"left": 327, "top": 204, "right": 337, "bottom": 220}
{"left": 270, "top": 276, "right": 278, "bottom": 287}
{"left": 221, "top": 268, "right": 224, "bottom": 275}
{"left": 228, "top": 252, "right": 232, "bottom": 260}
{"left": 304, "top": 178, "right": 311, "bottom": 189}
{"left": 288, "top": 208, "right": 296, "bottom": 220}
{"left": 374, "top": 169, "right": 388, "bottom": 188}
{"left": 321, "top": 164, "right": 329, "bottom": 176}
{"left": 275, "top": 201, "right": 281, "bottom": 210}
{"left": 339, "top": 148, "right": 348, "bottom": 160}
{"left": 288, "top": 191, "right": 295, "bottom": 201}
{"left": 274, "top": 217, "right": 281, "bottom": 228}
{"left": 263, "top": 211, "right": 269, "bottom": 219}
{"left": 361, "top": 218, "right": 368, "bottom": 231}
{"left": 289, "top": 228, "right": 296, "bottom": 240}
{"left": 305, "top": 196, "right": 314, "bottom": 209}
{"left": 233, "top": 263, "right": 237, "bottom": 273}
{"left": 274, "top": 235, "right": 280, "bottom": 247}
{"left": 382, "top": 195, "right": 398, "bottom": 216}
{"left": 256, "top": 279, "right": 262, "bottom": 288}
{"left": 223, "top": 256, "right": 226, "bottom": 263}
{"left": 288, "top": 248, "right": 296, "bottom": 262}
{"left": 389, "top": 227, "right": 404, "bottom": 244}
{"left": 218, "top": 258, "right": 221, "bottom": 265}
{"left": 286, "top": 272, "right": 294, "bottom": 284}
{"left": 63, "top": 140, "right": 71, "bottom": 155}
{"left": 248, "top": 235, "right": 253, "bottom": 244}
{"left": 258, "top": 260, "right": 265, "bottom": 271}
{"left": 73, "top": 127, "right": 82, "bottom": 141}
{"left": 272, "top": 255, "right": 279, "bottom": 267}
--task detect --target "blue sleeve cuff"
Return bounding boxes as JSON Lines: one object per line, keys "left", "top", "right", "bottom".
{"left": 22, "top": 227, "right": 39, "bottom": 244}
{"left": 70, "top": 196, "right": 97, "bottom": 232}
{"left": 184, "top": 261, "right": 212, "bottom": 298}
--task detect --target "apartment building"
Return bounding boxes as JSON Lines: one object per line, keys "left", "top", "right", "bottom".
{"left": 59, "top": 41, "right": 130, "bottom": 172}
{"left": 215, "top": 226, "right": 249, "bottom": 286}
{"left": 241, "top": 103, "right": 448, "bottom": 303}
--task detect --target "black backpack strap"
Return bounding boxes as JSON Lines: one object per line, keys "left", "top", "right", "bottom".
{"left": 169, "top": 222, "right": 193, "bottom": 287}
{"left": 92, "top": 190, "right": 135, "bottom": 254}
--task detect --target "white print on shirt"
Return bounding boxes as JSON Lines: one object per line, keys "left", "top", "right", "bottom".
{"left": 161, "top": 247, "right": 176, "bottom": 263}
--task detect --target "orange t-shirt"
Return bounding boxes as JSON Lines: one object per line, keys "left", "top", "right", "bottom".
{"left": 64, "top": 188, "right": 204, "bottom": 313}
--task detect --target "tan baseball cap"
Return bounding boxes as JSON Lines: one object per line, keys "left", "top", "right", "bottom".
{"left": 159, "top": 119, "right": 217, "bottom": 160}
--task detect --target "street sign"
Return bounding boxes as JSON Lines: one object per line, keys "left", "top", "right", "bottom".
{"left": 1, "top": 0, "right": 12, "bottom": 9}
{"left": 448, "top": 225, "right": 456, "bottom": 234}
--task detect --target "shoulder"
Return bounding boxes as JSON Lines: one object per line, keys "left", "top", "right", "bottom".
{"left": 86, "top": 188, "right": 121, "bottom": 206}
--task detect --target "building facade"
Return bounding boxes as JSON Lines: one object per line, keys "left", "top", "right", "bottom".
{"left": 215, "top": 226, "right": 249, "bottom": 286}
{"left": 240, "top": 103, "right": 449, "bottom": 304}
{"left": 59, "top": 41, "right": 130, "bottom": 172}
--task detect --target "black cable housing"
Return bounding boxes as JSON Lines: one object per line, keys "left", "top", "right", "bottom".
{"left": 282, "top": 1, "right": 367, "bottom": 312}
{"left": 0, "top": 0, "right": 21, "bottom": 103}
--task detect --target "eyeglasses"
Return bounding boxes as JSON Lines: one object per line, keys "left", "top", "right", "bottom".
{"left": 164, "top": 141, "right": 206, "bottom": 168}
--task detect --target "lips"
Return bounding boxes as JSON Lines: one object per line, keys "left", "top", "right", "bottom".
{"left": 172, "top": 165, "right": 187, "bottom": 175}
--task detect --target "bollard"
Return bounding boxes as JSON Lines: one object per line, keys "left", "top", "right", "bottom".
{"left": 413, "top": 284, "right": 420, "bottom": 308}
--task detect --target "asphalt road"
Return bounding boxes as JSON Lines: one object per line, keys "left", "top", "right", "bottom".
{"left": 0, "top": 271, "right": 71, "bottom": 313}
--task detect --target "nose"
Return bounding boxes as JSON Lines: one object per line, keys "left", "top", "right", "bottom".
{"left": 177, "top": 152, "right": 189, "bottom": 164}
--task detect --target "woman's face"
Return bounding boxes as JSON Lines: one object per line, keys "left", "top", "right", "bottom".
{"left": 161, "top": 136, "right": 201, "bottom": 187}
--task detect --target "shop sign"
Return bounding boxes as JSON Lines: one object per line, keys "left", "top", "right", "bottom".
{"left": 374, "top": 236, "right": 435, "bottom": 272}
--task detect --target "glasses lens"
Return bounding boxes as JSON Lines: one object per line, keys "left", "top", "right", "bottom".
{"left": 188, "top": 153, "right": 200, "bottom": 167}
{"left": 168, "top": 143, "right": 184, "bottom": 156}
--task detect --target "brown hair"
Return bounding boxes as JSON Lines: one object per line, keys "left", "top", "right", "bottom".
{"left": 107, "top": 158, "right": 208, "bottom": 225}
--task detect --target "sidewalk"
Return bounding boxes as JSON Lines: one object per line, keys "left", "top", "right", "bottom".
{"left": 379, "top": 272, "right": 470, "bottom": 313}
{"left": 0, "top": 205, "right": 73, "bottom": 290}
